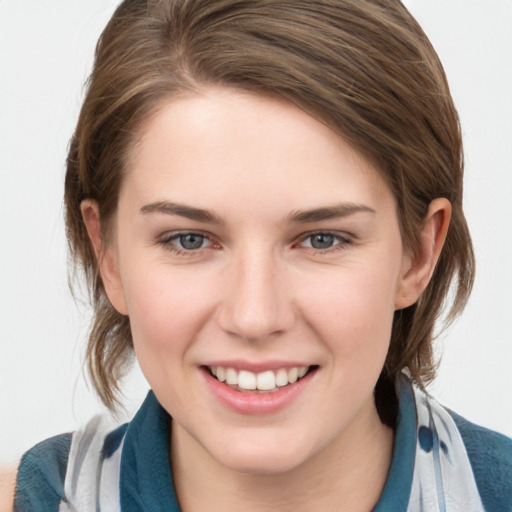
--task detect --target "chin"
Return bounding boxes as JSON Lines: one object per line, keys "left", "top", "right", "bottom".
{"left": 220, "top": 451, "right": 307, "bottom": 475}
{"left": 207, "top": 431, "right": 317, "bottom": 475}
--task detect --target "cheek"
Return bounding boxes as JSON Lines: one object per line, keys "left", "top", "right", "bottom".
{"left": 298, "top": 256, "right": 400, "bottom": 360}
{"left": 120, "top": 263, "right": 222, "bottom": 409}
{"left": 121, "top": 263, "right": 216, "bottom": 359}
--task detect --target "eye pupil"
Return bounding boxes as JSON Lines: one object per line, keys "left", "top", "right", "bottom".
{"left": 179, "top": 233, "right": 204, "bottom": 250}
{"left": 311, "top": 234, "right": 334, "bottom": 249}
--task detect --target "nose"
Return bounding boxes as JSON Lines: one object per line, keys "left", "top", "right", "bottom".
{"left": 217, "top": 248, "right": 295, "bottom": 342}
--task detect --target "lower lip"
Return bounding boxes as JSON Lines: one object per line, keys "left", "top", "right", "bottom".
{"left": 202, "top": 367, "right": 316, "bottom": 415}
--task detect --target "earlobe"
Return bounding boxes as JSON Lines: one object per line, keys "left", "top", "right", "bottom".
{"left": 80, "top": 200, "right": 128, "bottom": 315}
{"left": 395, "top": 198, "right": 452, "bottom": 310}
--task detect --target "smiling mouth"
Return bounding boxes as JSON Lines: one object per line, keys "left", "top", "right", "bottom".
{"left": 204, "top": 365, "right": 317, "bottom": 393}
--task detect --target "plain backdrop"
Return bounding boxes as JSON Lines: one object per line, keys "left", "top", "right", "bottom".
{"left": 1, "top": 0, "right": 511, "bottom": 465}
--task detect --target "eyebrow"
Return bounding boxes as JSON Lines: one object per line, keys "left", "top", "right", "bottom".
{"left": 140, "top": 201, "right": 375, "bottom": 225}
{"left": 288, "top": 203, "right": 376, "bottom": 223}
{"left": 140, "top": 201, "right": 224, "bottom": 225}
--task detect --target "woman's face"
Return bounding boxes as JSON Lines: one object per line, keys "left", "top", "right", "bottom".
{"left": 104, "top": 89, "right": 415, "bottom": 473}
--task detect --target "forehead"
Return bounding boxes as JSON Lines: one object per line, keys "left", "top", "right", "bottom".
{"left": 121, "top": 89, "right": 394, "bottom": 218}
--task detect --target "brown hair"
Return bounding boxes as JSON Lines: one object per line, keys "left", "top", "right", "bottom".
{"left": 65, "top": 0, "right": 474, "bottom": 410}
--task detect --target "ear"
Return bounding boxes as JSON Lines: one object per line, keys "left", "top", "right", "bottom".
{"left": 395, "top": 198, "right": 452, "bottom": 310}
{"left": 81, "top": 200, "right": 128, "bottom": 315}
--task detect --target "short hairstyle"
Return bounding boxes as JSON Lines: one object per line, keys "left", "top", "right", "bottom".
{"left": 65, "top": 0, "right": 474, "bottom": 411}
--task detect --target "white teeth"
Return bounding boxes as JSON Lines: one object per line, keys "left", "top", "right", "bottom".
{"left": 256, "top": 370, "right": 276, "bottom": 391}
{"left": 275, "top": 368, "right": 288, "bottom": 387}
{"left": 226, "top": 367, "right": 238, "bottom": 385}
{"left": 209, "top": 365, "right": 310, "bottom": 391}
{"left": 238, "top": 370, "right": 257, "bottom": 390}
{"left": 216, "top": 367, "right": 226, "bottom": 382}
{"left": 287, "top": 367, "right": 298, "bottom": 384}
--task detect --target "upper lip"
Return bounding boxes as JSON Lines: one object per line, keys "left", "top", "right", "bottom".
{"left": 201, "top": 360, "right": 314, "bottom": 373}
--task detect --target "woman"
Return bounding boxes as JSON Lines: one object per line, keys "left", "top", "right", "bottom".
{"left": 12, "top": 0, "right": 512, "bottom": 510}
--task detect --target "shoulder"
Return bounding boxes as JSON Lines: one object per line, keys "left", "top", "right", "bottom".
{"left": 1, "top": 466, "right": 17, "bottom": 512}
{"left": 449, "top": 410, "right": 512, "bottom": 511}
{"left": 14, "top": 433, "right": 71, "bottom": 512}
{"left": 14, "top": 415, "right": 129, "bottom": 512}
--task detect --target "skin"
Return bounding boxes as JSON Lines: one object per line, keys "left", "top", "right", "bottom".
{"left": 0, "top": 468, "right": 15, "bottom": 512}
{"left": 83, "top": 88, "right": 450, "bottom": 511}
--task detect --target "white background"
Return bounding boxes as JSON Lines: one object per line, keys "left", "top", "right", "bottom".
{"left": 1, "top": 1, "right": 511, "bottom": 465}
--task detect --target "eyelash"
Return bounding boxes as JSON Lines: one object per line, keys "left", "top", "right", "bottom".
{"left": 295, "top": 231, "right": 353, "bottom": 252}
{"left": 157, "top": 231, "right": 214, "bottom": 256}
{"left": 157, "top": 230, "right": 353, "bottom": 256}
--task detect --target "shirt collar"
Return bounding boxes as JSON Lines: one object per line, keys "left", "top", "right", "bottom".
{"left": 119, "top": 380, "right": 418, "bottom": 512}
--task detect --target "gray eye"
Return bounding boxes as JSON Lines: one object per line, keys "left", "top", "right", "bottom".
{"left": 309, "top": 233, "right": 335, "bottom": 249}
{"left": 179, "top": 233, "right": 205, "bottom": 250}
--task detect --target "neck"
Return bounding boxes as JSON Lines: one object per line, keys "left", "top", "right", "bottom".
{"left": 170, "top": 401, "right": 394, "bottom": 512}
